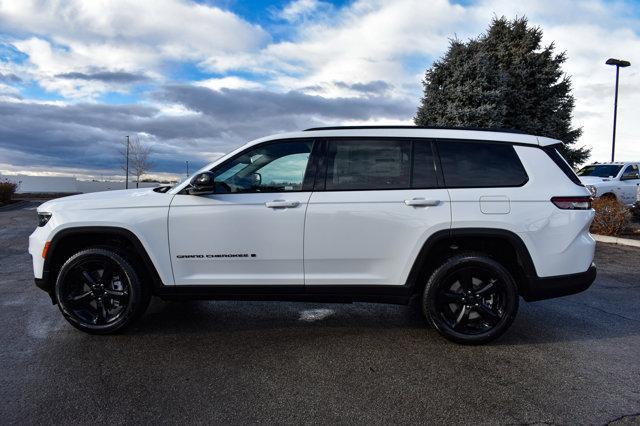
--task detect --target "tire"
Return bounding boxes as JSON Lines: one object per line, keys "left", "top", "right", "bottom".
{"left": 422, "top": 253, "right": 519, "bottom": 345}
{"left": 54, "top": 247, "right": 151, "bottom": 334}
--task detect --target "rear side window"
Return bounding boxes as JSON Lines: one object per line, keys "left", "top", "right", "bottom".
{"left": 437, "top": 140, "right": 528, "bottom": 188}
{"left": 325, "top": 140, "right": 411, "bottom": 190}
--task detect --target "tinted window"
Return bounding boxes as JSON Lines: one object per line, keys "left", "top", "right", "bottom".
{"left": 213, "top": 140, "right": 312, "bottom": 193}
{"left": 437, "top": 141, "right": 528, "bottom": 188}
{"left": 577, "top": 164, "right": 623, "bottom": 178}
{"left": 325, "top": 140, "right": 411, "bottom": 190}
{"left": 621, "top": 165, "right": 639, "bottom": 179}
{"left": 412, "top": 141, "right": 439, "bottom": 188}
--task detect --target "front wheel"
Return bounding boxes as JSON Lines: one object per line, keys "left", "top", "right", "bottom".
{"left": 54, "top": 247, "right": 150, "bottom": 334}
{"left": 422, "top": 253, "right": 519, "bottom": 345}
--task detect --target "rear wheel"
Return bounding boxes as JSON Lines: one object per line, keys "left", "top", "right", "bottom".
{"left": 422, "top": 253, "right": 519, "bottom": 344}
{"left": 54, "top": 247, "right": 150, "bottom": 334}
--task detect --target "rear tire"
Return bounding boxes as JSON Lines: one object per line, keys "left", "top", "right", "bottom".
{"left": 422, "top": 253, "right": 519, "bottom": 345}
{"left": 54, "top": 247, "right": 151, "bottom": 334}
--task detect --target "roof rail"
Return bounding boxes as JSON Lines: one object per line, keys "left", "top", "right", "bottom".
{"left": 303, "top": 125, "right": 528, "bottom": 134}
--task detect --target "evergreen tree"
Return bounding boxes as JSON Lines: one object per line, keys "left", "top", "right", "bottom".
{"left": 415, "top": 17, "right": 589, "bottom": 166}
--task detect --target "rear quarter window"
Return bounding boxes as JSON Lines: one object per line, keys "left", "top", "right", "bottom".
{"left": 437, "top": 140, "right": 528, "bottom": 188}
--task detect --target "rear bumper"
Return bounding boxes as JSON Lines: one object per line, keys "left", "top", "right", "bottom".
{"left": 521, "top": 263, "right": 597, "bottom": 302}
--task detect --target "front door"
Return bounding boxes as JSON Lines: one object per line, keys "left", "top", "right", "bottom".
{"left": 619, "top": 164, "right": 640, "bottom": 205}
{"left": 169, "top": 139, "right": 315, "bottom": 286}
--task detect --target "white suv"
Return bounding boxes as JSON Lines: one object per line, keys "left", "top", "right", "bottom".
{"left": 29, "top": 126, "right": 596, "bottom": 344}
{"left": 577, "top": 162, "right": 640, "bottom": 205}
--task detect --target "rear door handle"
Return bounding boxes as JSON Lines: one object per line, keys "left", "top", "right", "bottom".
{"left": 265, "top": 200, "right": 300, "bottom": 209}
{"left": 404, "top": 198, "right": 440, "bottom": 207}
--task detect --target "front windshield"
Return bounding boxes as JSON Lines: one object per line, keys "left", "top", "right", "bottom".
{"left": 577, "top": 164, "right": 622, "bottom": 178}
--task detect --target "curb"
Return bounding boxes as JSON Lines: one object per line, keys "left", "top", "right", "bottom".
{"left": 593, "top": 234, "right": 640, "bottom": 248}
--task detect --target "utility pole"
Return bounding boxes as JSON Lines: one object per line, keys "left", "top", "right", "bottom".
{"left": 125, "top": 135, "right": 130, "bottom": 189}
{"left": 186, "top": 160, "right": 189, "bottom": 178}
{"left": 605, "top": 58, "right": 631, "bottom": 162}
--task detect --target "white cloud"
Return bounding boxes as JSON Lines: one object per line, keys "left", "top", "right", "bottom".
{"left": 223, "top": 0, "right": 479, "bottom": 98}
{"left": 195, "top": 76, "right": 263, "bottom": 91}
{"left": 234, "top": 0, "right": 640, "bottom": 163}
{"left": 2, "top": 0, "right": 640, "bottom": 173}
{"left": 0, "top": 0, "right": 269, "bottom": 98}
{"left": 280, "top": 0, "right": 323, "bottom": 22}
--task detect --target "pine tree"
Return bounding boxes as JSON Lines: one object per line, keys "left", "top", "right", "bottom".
{"left": 415, "top": 17, "right": 589, "bottom": 166}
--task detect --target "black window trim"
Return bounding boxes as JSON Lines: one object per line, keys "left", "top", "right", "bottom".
{"left": 186, "top": 136, "right": 555, "bottom": 194}
{"left": 310, "top": 136, "right": 534, "bottom": 192}
{"left": 183, "top": 138, "right": 319, "bottom": 195}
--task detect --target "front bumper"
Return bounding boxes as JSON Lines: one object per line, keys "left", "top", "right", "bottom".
{"left": 35, "top": 273, "right": 56, "bottom": 304}
{"left": 521, "top": 263, "right": 597, "bottom": 302}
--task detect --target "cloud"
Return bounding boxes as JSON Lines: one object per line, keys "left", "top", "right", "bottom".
{"left": 0, "top": 0, "right": 269, "bottom": 97}
{"left": 55, "top": 70, "right": 149, "bottom": 84}
{"left": 279, "top": 0, "right": 327, "bottom": 22}
{"left": 1, "top": 0, "right": 640, "bottom": 173}
{"left": 157, "top": 84, "right": 413, "bottom": 122}
{"left": 195, "top": 76, "right": 263, "bottom": 91}
{"left": 0, "top": 72, "right": 21, "bottom": 83}
{"left": 334, "top": 80, "right": 392, "bottom": 95}
{"left": 0, "top": 85, "right": 413, "bottom": 178}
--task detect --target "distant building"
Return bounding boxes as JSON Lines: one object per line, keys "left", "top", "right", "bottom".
{"left": 0, "top": 174, "right": 163, "bottom": 194}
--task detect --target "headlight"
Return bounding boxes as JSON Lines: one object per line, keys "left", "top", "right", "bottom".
{"left": 586, "top": 185, "right": 597, "bottom": 197}
{"left": 37, "top": 212, "right": 52, "bottom": 227}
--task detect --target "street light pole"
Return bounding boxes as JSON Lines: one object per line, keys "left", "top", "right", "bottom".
{"left": 186, "top": 160, "right": 189, "bottom": 178}
{"left": 606, "top": 58, "right": 631, "bottom": 162}
{"left": 125, "top": 135, "right": 130, "bottom": 189}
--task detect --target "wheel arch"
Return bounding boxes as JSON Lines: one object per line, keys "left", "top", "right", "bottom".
{"left": 43, "top": 226, "right": 165, "bottom": 298}
{"left": 405, "top": 228, "right": 537, "bottom": 297}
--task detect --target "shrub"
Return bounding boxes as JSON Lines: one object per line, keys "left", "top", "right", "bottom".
{"left": 590, "top": 197, "right": 630, "bottom": 236}
{"left": 0, "top": 179, "right": 18, "bottom": 203}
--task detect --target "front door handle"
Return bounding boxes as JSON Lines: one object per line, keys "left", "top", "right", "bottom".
{"left": 265, "top": 200, "right": 300, "bottom": 209}
{"left": 404, "top": 198, "right": 440, "bottom": 207}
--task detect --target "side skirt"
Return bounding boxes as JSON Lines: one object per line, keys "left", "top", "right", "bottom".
{"left": 155, "top": 285, "right": 412, "bottom": 305}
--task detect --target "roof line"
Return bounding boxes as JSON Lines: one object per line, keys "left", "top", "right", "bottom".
{"left": 303, "top": 125, "right": 529, "bottom": 135}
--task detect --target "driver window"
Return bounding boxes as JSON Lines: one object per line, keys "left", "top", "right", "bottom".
{"left": 622, "top": 165, "right": 639, "bottom": 179}
{"left": 212, "top": 140, "right": 313, "bottom": 193}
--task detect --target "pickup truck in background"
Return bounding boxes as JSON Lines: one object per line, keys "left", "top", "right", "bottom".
{"left": 577, "top": 162, "right": 640, "bottom": 205}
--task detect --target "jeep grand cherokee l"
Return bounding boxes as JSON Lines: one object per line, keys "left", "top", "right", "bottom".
{"left": 29, "top": 126, "right": 596, "bottom": 344}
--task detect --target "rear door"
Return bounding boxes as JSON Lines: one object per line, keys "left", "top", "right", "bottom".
{"left": 303, "top": 138, "right": 451, "bottom": 286}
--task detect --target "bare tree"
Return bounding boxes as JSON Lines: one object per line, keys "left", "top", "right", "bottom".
{"left": 120, "top": 136, "right": 153, "bottom": 188}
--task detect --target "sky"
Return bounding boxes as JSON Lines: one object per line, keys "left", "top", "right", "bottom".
{"left": 0, "top": 0, "right": 639, "bottom": 181}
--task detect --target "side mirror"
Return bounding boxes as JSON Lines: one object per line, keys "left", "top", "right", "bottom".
{"left": 188, "top": 172, "right": 215, "bottom": 195}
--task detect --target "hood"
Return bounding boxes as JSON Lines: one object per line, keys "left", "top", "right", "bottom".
{"left": 38, "top": 187, "right": 172, "bottom": 213}
{"left": 579, "top": 176, "right": 615, "bottom": 185}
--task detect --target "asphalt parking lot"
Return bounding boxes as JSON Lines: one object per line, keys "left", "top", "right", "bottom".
{"left": 1, "top": 201, "right": 639, "bottom": 425}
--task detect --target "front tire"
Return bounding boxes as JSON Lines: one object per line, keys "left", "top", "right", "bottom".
{"left": 422, "top": 253, "right": 519, "bottom": 345}
{"left": 54, "top": 247, "right": 150, "bottom": 334}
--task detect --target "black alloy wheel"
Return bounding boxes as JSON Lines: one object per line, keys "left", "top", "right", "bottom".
{"left": 423, "top": 253, "right": 519, "bottom": 344}
{"left": 55, "top": 248, "right": 150, "bottom": 334}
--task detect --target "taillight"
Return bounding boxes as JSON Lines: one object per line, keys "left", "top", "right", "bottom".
{"left": 551, "top": 196, "right": 592, "bottom": 210}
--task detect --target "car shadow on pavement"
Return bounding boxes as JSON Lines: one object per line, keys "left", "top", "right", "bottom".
{"left": 119, "top": 296, "right": 639, "bottom": 346}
